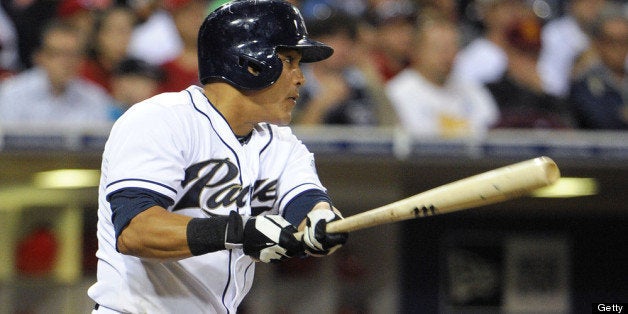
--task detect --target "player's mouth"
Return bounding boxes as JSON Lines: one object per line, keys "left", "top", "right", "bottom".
{"left": 288, "top": 95, "right": 299, "bottom": 104}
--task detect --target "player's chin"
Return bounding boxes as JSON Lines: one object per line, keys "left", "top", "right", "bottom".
{"left": 263, "top": 111, "right": 292, "bottom": 126}
{"left": 274, "top": 113, "right": 293, "bottom": 126}
{"left": 274, "top": 103, "right": 294, "bottom": 125}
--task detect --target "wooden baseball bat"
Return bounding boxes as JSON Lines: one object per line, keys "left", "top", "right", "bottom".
{"left": 322, "top": 156, "right": 560, "bottom": 234}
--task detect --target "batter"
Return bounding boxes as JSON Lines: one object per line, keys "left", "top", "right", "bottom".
{"left": 88, "top": 1, "right": 348, "bottom": 313}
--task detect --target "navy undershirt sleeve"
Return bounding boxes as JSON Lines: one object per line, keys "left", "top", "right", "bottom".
{"left": 108, "top": 187, "right": 174, "bottom": 246}
{"left": 283, "top": 189, "right": 332, "bottom": 226}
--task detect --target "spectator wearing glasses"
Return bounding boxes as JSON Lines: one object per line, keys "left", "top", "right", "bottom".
{"left": 0, "top": 20, "right": 113, "bottom": 125}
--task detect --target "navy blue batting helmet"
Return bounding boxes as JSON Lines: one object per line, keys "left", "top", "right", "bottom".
{"left": 197, "top": 0, "right": 333, "bottom": 90}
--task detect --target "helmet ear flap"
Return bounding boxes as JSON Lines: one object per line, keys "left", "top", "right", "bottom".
{"left": 233, "top": 54, "right": 283, "bottom": 90}
{"left": 238, "top": 55, "right": 263, "bottom": 77}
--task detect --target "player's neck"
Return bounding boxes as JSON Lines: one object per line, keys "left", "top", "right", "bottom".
{"left": 202, "top": 83, "right": 256, "bottom": 136}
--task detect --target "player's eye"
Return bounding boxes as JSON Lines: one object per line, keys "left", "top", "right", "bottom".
{"left": 278, "top": 50, "right": 302, "bottom": 69}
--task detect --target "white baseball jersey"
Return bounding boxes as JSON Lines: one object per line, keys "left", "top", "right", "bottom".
{"left": 88, "top": 85, "right": 327, "bottom": 313}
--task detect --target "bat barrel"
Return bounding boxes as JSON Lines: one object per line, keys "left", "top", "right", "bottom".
{"left": 325, "top": 156, "right": 560, "bottom": 234}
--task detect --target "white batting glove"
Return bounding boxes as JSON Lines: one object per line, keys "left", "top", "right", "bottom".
{"left": 243, "top": 215, "right": 304, "bottom": 263}
{"left": 302, "top": 209, "right": 348, "bottom": 256}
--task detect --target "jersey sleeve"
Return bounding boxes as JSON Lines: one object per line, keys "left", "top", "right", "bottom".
{"left": 103, "top": 100, "right": 189, "bottom": 201}
{"left": 282, "top": 188, "right": 331, "bottom": 226}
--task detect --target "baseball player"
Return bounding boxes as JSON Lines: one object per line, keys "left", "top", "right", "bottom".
{"left": 87, "top": 1, "right": 348, "bottom": 313}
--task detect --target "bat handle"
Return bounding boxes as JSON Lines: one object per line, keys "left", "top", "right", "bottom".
{"left": 293, "top": 219, "right": 343, "bottom": 240}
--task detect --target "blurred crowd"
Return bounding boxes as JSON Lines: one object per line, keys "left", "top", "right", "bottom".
{"left": 0, "top": 0, "right": 627, "bottom": 134}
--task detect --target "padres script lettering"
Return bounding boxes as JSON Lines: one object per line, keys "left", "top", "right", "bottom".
{"left": 174, "top": 158, "right": 277, "bottom": 215}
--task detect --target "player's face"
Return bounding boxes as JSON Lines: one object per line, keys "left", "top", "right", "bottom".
{"left": 246, "top": 49, "right": 305, "bottom": 125}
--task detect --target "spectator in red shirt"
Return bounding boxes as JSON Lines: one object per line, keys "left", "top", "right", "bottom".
{"left": 79, "top": 5, "right": 137, "bottom": 92}
{"left": 157, "top": 0, "right": 207, "bottom": 92}
{"left": 363, "top": 0, "right": 417, "bottom": 82}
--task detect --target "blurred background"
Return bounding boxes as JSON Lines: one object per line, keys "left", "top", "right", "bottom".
{"left": 0, "top": 0, "right": 627, "bottom": 313}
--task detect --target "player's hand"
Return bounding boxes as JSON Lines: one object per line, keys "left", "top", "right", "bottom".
{"left": 243, "top": 215, "right": 304, "bottom": 263}
{"left": 302, "top": 209, "right": 348, "bottom": 256}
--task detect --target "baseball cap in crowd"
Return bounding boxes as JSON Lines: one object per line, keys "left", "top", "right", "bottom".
{"left": 505, "top": 16, "right": 542, "bottom": 55}
{"left": 163, "top": 0, "right": 205, "bottom": 11}
{"left": 56, "top": 0, "right": 111, "bottom": 18}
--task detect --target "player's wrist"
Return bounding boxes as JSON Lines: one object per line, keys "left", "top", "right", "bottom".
{"left": 243, "top": 215, "right": 304, "bottom": 262}
{"left": 186, "top": 212, "right": 244, "bottom": 256}
{"left": 302, "top": 209, "right": 347, "bottom": 256}
{"left": 224, "top": 212, "right": 244, "bottom": 249}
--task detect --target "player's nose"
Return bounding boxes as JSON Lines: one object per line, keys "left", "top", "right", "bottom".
{"left": 293, "top": 66, "right": 305, "bottom": 86}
